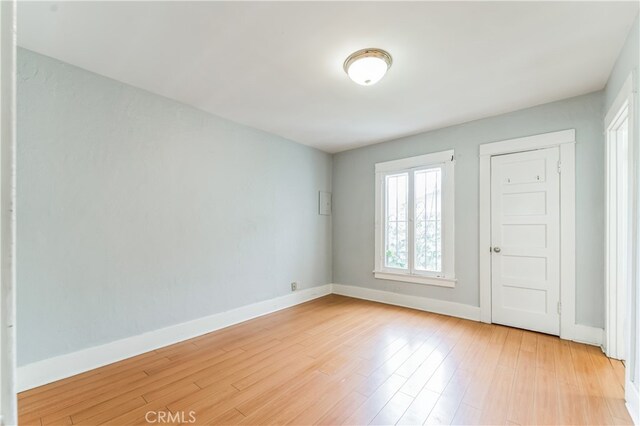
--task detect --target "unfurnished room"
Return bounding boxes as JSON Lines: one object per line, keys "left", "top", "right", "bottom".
{"left": 0, "top": 1, "right": 638, "bottom": 425}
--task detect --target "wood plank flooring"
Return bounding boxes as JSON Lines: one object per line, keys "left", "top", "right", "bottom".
{"left": 18, "top": 295, "right": 632, "bottom": 425}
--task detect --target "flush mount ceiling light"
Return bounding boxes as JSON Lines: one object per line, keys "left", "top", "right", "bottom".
{"left": 343, "top": 48, "right": 392, "bottom": 86}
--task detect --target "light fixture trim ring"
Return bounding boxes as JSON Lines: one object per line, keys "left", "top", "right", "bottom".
{"left": 343, "top": 48, "right": 393, "bottom": 74}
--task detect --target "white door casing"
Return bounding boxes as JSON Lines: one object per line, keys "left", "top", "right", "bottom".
{"left": 605, "top": 103, "right": 630, "bottom": 360}
{"left": 490, "top": 147, "right": 561, "bottom": 335}
{"left": 605, "top": 74, "right": 634, "bottom": 361}
{"left": 479, "top": 129, "right": 578, "bottom": 344}
{"left": 0, "top": 1, "right": 17, "bottom": 424}
{"left": 604, "top": 74, "right": 639, "bottom": 425}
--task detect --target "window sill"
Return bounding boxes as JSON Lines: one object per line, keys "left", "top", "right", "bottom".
{"left": 373, "top": 271, "right": 456, "bottom": 288}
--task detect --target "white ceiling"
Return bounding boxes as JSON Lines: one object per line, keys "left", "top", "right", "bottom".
{"left": 18, "top": 1, "right": 639, "bottom": 153}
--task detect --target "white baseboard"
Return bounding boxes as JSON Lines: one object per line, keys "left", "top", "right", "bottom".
{"left": 332, "top": 284, "right": 605, "bottom": 348}
{"left": 570, "top": 323, "right": 604, "bottom": 347}
{"left": 331, "top": 283, "right": 481, "bottom": 321}
{"left": 17, "top": 284, "right": 332, "bottom": 392}
{"left": 16, "top": 282, "right": 605, "bottom": 392}
{"left": 626, "top": 380, "right": 639, "bottom": 425}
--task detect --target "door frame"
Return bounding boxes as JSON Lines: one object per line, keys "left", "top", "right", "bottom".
{"left": 479, "top": 129, "right": 576, "bottom": 341}
{"left": 604, "top": 74, "right": 639, "bottom": 425}
{"left": 0, "top": 0, "right": 17, "bottom": 424}
{"left": 604, "top": 75, "right": 635, "bottom": 360}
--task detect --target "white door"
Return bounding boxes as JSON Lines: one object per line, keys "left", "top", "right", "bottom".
{"left": 491, "top": 147, "right": 560, "bottom": 335}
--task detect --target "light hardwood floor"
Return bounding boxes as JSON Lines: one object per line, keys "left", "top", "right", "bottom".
{"left": 19, "top": 295, "right": 632, "bottom": 425}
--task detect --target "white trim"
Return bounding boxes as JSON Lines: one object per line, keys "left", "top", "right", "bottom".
{"left": 0, "top": 1, "right": 17, "bottom": 424}
{"left": 571, "top": 324, "right": 604, "bottom": 347}
{"left": 331, "top": 285, "right": 593, "bottom": 347}
{"left": 626, "top": 380, "right": 639, "bottom": 426}
{"left": 372, "top": 272, "right": 456, "bottom": 287}
{"left": 606, "top": 76, "right": 634, "bottom": 126}
{"left": 479, "top": 154, "right": 492, "bottom": 323}
{"left": 374, "top": 150, "right": 456, "bottom": 286}
{"left": 18, "top": 282, "right": 605, "bottom": 393}
{"left": 604, "top": 75, "right": 635, "bottom": 362}
{"left": 331, "top": 283, "right": 480, "bottom": 321}
{"left": 17, "top": 284, "right": 332, "bottom": 392}
{"left": 479, "top": 129, "right": 580, "bottom": 341}
{"left": 375, "top": 150, "right": 454, "bottom": 173}
{"left": 478, "top": 129, "right": 575, "bottom": 157}
{"left": 615, "top": 70, "right": 640, "bottom": 426}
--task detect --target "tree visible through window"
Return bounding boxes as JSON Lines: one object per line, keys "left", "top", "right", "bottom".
{"left": 414, "top": 168, "right": 442, "bottom": 273}
{"left": 384, "top": 168, "right": 442, "bottom": 272}
{"left": 385, "top": 173, "right": 408, "bottom": 269}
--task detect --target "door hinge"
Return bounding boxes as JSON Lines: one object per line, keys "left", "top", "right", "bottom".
{"left": 557, "top": 302, "right": 562, "bottom": 314}
{"left": 557, "top": 161, "right": 562, "bottom": 174}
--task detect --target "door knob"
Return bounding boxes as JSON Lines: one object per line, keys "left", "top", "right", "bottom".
{"left": 493, "top": 247, "right": 501, "bottom": 253}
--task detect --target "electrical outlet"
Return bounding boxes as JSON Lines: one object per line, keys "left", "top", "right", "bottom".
{"left": 291, "top": 282, "right": 298, "bottom": 292}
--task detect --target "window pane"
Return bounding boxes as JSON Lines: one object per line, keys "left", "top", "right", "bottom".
{"left": 385, "top": 173, "right": 408, "bottom": 269}
{"left": 414, "top": 168, "right": 442, "bottom": 272}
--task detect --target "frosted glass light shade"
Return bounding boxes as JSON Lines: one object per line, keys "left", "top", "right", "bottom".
{"left": 344, "top": 48, "right": 392, "bottom": 86}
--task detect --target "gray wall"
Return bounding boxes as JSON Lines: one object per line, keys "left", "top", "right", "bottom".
{"left": 19, "top": 21, "right": 635, "bottom": 365}
{"left": 333, "top": 91, "right": 604, "bottom": 328}
{"left": 16, "top": 48, "right": 332, "bottom": 366}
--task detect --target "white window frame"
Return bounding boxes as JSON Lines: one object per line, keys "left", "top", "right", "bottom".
{"left": 374, "top": 150, "right": 456, "bottom": 287}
